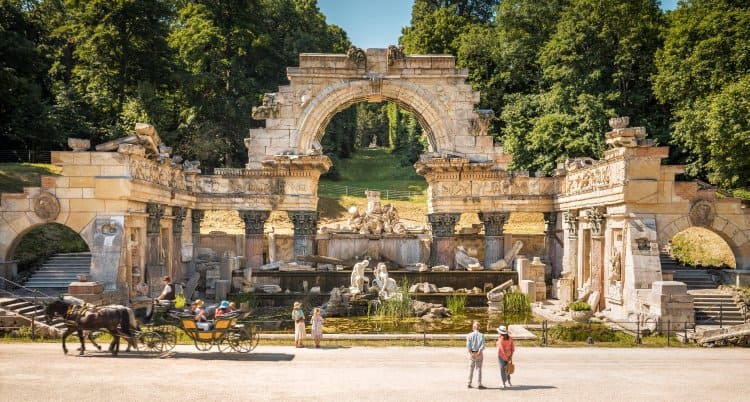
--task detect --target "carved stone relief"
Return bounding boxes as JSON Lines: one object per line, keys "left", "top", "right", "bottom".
{"left": 387, "top": 45, "right": 405, "bottom": 65}
{"left": 565, "top": 162, "right": 624, "bottom": 195}
{"left": 346, "top": 45, "right": 366, "bottom": 68}
{"left": 689, "top": 199, "right": 716, "bottom": 227}
{"left": 33, "top": 192, "right": 60, "bottom": 221}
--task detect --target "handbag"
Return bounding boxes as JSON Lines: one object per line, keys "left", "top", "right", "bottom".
{"left": 505, "top": 360, "right": 515, "bottom": 375}
{"left": 174, "top": 293, "right": 186, "bottom": 309}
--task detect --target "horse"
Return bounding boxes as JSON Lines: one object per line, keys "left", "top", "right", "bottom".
{"left": 45, "top": 299, "right": 138, "bottom": 356}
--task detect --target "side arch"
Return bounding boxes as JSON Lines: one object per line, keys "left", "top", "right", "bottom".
{"left": 296, "top": 80, "right": 455, "bottom": 153}
{"left": 2, "top": 221, "right": 92, "bottom": 265}
{"left": 658, "top": 215, "right": 750, "bottom": 269}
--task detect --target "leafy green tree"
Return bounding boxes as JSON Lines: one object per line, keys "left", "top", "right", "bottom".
{"left": 51, "top": 0, "right": 176, "bottom": 142}
{"left": 0, "top": 0, "right": 56, "bottom": 150}
{"left": 501, "top": 0, "right": 665, "bottom": 173}
{"left": 653, "top": 0, "right": 750, "bottom": 189}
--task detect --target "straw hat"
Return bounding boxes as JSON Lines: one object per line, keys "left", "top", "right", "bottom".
{"left": 293, "top": 301, "right": 301, "bottom": 308}
{"left": 496, "top": 325, "right": 508, "bottom": 335}
{"left": 194, "top": 299, "right": 204, "bottom": 307}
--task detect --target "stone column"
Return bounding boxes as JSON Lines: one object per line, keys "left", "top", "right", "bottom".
{"left": 146, "top": 202, "right": 164, "bottom": 292}
{"left": 588, "top": 208, "right": 605, "bottom": 310}
{"left": 544, "top": 212, "right": 559, "bottom": 278}
{"left": 239, "top": 210, "right": 270, "bottom": 269}
{"left": 428, "top": 213, "right": 460, "bottom": 269}
{"left": 479, "top": 211, "right": 508, "bottom": 268}
{"left": 171, "top": 207, "right": 186, "bottom": 282}
{"left": 289, "top": 211, "right": 318, "bottom": 258}
{"left": 557, "top": 210, "right": 578, "bottom": 305}
{"left": 189, "top": 209, "right": 204, "bottom": 275}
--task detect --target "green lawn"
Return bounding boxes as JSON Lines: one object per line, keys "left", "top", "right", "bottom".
{"left": 320, "top": 148, "right": 427, "bottom": 199}
{"left": 0, "top": 163, "right": 60, "bottom": 193}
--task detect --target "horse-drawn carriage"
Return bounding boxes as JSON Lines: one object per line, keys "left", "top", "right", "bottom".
{"left": 45, "top": 298, "right": 260, "bottom": 356}
{"left": 137, "top": 303, "right": 261, "bottom": 353}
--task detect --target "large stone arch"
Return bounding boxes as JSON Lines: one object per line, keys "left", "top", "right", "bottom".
{"left": 245, "top": 47, "right": 506, "bottom": 170}
{"left": 296, "top": 79, "right": 453, "bottom": 153}
{"left": 3, "top": 221, "right": 92, "bottom": 263}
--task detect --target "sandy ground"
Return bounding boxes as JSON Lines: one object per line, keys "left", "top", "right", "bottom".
{"left": 1, "top": 343, "right": 748, "bottom": 401}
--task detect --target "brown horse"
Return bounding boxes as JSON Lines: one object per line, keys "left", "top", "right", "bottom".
{"left": 45, "top": 299, "right": 137, "bottom": 356}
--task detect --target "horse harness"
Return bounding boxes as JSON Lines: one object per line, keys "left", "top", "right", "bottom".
{"left": 64, "top": 303, "right": 99, "bottom": 326}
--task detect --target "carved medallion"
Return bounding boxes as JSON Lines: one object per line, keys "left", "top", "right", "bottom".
{"left": 689, "top": 199, "right": 716, "bottom": 227}
{"left": 33, "top": 192, "right": 60, "bottom": 221}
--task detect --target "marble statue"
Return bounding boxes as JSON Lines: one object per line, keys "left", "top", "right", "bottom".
{"left": 372, "top": 262, "right": 399, "bottom": 300}
{"left": 455, "top": 245, "right": 482, "bottom": 270}
{"left": 349, "top": 259, "right": 369, "bottom": 295}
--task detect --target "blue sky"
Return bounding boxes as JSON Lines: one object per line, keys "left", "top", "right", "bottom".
{"left": 318, "top": 0, "right": 679, "bottom": 50}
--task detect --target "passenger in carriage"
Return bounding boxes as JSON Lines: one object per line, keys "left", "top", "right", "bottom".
{"left": 191, "top": 299, "right": 211, "bottom": 330}
{"left": 215, "top": 300, "right": 233, "bottom": 318}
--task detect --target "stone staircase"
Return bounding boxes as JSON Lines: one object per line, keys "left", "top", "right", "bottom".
{"left": 0, "top": 297, "right": 64, "bottom": 337}
{"left": 23, "top": 252, "right": 91, "bottom": 291}
{"left": 660, "top": 253, "right": 717, "bottom": 290}
{"left": 690, "top": 291, "right": 746, "bottom": 326}
{"left": 660, "top": 253, "right": 746, "bottom": 325}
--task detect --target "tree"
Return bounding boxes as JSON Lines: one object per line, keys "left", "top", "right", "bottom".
{"left": 51, "top": 0, "right": 176, "bottom": 142}
{"left": 500, "top": 0, "right": 665, "bottom": 173}
{"left": 653, "top": 0, "right": 750, "bottom": 189}
{"left": 0, "top": 0, "right": 56, "bottom": 150}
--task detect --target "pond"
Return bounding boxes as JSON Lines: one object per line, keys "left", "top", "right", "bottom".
{"left": 251, "top": 306, "right": 541, "bottom": 334}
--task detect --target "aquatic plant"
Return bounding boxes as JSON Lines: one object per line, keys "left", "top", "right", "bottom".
{"left": 446, "top": 294, "right": 467, "bottom": 316}
{"left": 503, "top": 290, "right": 531, "bottom": 313}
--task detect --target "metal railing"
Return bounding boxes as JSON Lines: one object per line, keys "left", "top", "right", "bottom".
{"left": 0, "top": 277, "right": 58, "bottom": 340}
{"left": 318, "top": 182, "right": 426, "bottom": 201}
{"left": 0, "top": 149, "right": 52, "bottom": 164}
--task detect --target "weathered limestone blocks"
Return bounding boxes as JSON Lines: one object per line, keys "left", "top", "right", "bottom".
{"left": 647, "top": 281, "right": 694, "bottom": 331}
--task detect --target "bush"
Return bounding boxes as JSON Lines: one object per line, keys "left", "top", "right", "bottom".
{"left": 569, "top": 301, "right": 591, "bottom": 311}
{"left": 549, "top": 323, "right": 620, "bottom": 342}
{"left": 446, "top": 294, "right": 467, "bottom": 316}
{"left": 503, "top": 290, "right": 531, "bottom": 313}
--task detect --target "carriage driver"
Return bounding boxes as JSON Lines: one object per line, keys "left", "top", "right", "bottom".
{"left": 155, "top": 276, "right": 175, "bottom": 306}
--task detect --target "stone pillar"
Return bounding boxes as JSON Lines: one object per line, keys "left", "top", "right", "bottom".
{"left": 189, "top": 209, "right": 204, "bottom": 275}
{"left": 239, "top": 210, "right": 270, "bottom": 269}
{"left": 562, "top": 210, "right": 579, "bottom": 275}
{"left": 146, "top": 203, "right": 165, "bottom": 293}
{"left": 479, "top": 211, "right": 508, "bottom": 268}
{"left": 588, "top": 208, "right": 605, "bottom": 310}
{"left": 544, "top": 212, "right": 558, "bottom": 278}
{"left": 171, "top": 207, "right": 187, "bottom": 281}
{"left": 557, "top": 210, "right": 578, "bottom": 305}
{"left": 428, "top": 213, "right": 460, "bottom": 269}
{"left": 289, "top": 211, "right": 318, "bottom": 258}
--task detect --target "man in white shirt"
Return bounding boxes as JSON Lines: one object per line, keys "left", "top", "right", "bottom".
{"left": 466, "top": 321, "right": 486, "bottom": 389}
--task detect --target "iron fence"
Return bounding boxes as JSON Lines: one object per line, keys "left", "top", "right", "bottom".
{"left": 318, "top": 182, "right": 425, "bottom": 201}
{"left": 0, "top": 149, "right": 52, "bottom": 164}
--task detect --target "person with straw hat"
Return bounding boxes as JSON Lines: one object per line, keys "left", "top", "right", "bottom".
{"left": 496, "top": 325, "right": 515, "bottom": 388}
{"left": 292, "top": 301, "right": 306, "bottom": 348}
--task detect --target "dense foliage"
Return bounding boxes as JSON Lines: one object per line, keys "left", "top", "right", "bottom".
{"left": 2, "top": 0, "right": 749, "bottom": 194}
{"left": 403, "top": 0, "right": 748, "bottom": 194}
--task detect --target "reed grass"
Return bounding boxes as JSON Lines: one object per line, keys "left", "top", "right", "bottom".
{"left": 446, "top": 294, "right": 467, "bottom": 316}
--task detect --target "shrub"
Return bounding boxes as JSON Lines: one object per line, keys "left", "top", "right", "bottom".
{"left": 569, "top": 301, "right": 591, "bottom": 311}
{"left": 549, "top": 323, "right": 620, "bottom": 342}
{"left": 446, "top": 294, "right": 467, "bottom": 316}
{"left": 503, "top": 290, "right": 531, "bottom": 313}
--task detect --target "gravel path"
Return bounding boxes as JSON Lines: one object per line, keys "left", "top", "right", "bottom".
{"left": 1, "top": 343, "right": 748, "bottom": 401}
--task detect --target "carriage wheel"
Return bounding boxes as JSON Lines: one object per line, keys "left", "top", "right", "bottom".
{"left": 138, "top": 331, "right": 164, "bottom": 353}
{"left": 158, "top": 326, "right": 177, "bottom": 351}
{"left": 229, "top": 326, "right": 260, "bottom": 353}
{"left": 217, "top": 337, "right": 233, "bottom": 353}
{"left": 193, "top": 338, "right": 213, "bottom": 352}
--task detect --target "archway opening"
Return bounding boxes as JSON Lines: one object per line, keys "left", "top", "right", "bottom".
{"left": 10, "top": 223, "right": 89, "bottom": 283}
{"left": 317, "top": 101, "right": 429, "bottom": 228}
{"left": 668, "top": 226, "right": 736, "bottom": 269}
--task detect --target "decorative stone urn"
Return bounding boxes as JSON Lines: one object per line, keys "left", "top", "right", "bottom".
{"left": 67, "top": 137, "right": 91, "bottom": 152}
{"left": 571, "top": 310, "right": 593, "bottom": 323}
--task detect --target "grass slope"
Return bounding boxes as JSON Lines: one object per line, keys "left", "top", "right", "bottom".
{"left": 0, "top": 163, "right": 60, "bottom": 193}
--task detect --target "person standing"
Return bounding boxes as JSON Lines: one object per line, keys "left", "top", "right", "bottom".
{"left": 310, "top": 307, "right": 325, "bottom": 348}
{"left": 466, "top": 321, "right": 486, "bottom": 389}
{"left": 496, "top": 325, "right": 515, "bottom": 388}
{"left": 292, "top": 301, "right": 306, "bottom": 348}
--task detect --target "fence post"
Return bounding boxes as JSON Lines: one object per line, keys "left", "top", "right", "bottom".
{"left": 666, "top": 320, "right": 670, "bottom": 348}
{"left": 684, "top": 321, "right": 688, "bottom": 344}
{"left": 636, "top": 320, "right": 641, "bottom": 345}
{"left": 719, "top": 303, "right": 723, "bottom": 328}
{"left": 345, "top": 186, "right": 348, "bottom": 196}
